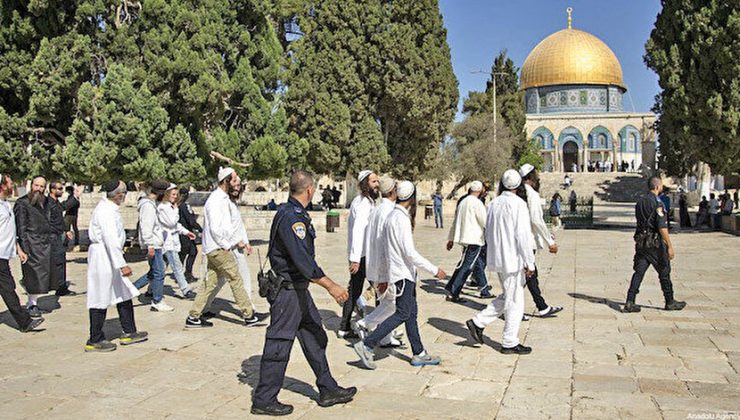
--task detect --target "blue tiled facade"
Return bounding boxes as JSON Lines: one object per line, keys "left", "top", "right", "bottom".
{"left": 619, "top": 125, "right": 641, "bottom": 153}
{"left": 525, "top": 84, "right": 625, "bottom": 114}
{"left": 532, "top": 126, "right": 555, "bottom": 150}
{"left": 588, "top": 126, "right": 612, "bottom": 150}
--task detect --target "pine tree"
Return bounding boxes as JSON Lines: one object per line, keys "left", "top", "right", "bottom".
{"left": 645, "top": 0, "right": 739, "bottom": 175}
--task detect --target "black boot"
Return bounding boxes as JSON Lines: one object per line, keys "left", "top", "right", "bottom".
{"left": 665, "top": 300, "right": 686, "bottom": 311}
{"left": 318, "top": 386, "right": 357, "bottom": 407}
{"left": 250, "top": 401, "right": 294, "bottom": 416}
{"left": 623, "top": 301, "right": 641, "bottom": 313}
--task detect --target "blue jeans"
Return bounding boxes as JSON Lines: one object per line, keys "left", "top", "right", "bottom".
{"left": 133, "top": 249, "right": 165, "bottom": 303}
{"left": 445, "top": 245, "right": 488, "bottom": 297}
{"left": 364, "top": 279, "right": 423, "bottom": 356}
{"left": 164, "top": 250, "right": 191, "bottom": 294}
{"left": 434, "top": 205, "right": 443, "bottom": 228}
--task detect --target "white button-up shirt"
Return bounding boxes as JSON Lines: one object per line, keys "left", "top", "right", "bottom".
{"left": 347, "top": 194, "right": 375, "bottom": 263}
{"left": 364, "top": 198, "right": 396, "bottom": 283}
{"left": 524, "top": 184, "right": 555, "bottom": 250}
{"left": 202, "top": 187, "right": 241, "bottom": 254}
{"left": 383, "top": 205, "right": 437, "bottom": 283}
{"left": 448, "top": 195, "right": 487, "bottom": 246}
{"left": 0, "top": 199, "right": 17, "bottom": 259}
{"left": 485, "top": 191, "right": 535, "bottom": 274}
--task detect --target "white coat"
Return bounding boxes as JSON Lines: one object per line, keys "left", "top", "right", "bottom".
{"left": 447, "top": 195, "right": 487, "bottom": 246}
{"left": 524, "top": 184, "right": 555, "bottom": 250}
{"left": 485, "top": 191, "right": 536, "bottom": 274}
{"left": 347, "top": 194, "right": 375, "bottom": 263}
{"left": 86, "top": 198, "right": 139, "bottom": 309}
{"left": 364, "top": 198, "right": 396, "bottom": 283}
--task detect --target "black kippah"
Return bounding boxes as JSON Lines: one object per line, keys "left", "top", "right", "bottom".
{"left": 102, "top": 180, "right": 120, "bottom": 193}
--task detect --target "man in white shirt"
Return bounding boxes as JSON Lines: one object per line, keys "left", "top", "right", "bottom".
{"left": 354, "top": 177, "right": 403, "bottom": 347}
{"left": 133, "top": 179, "right": 172, "bottom": 312}
{"left": 186, "top": 167, "right": 258, "bottom": 327}
{"left": 338, "top": 170, "right": 380, "bottom": 339}
{"left": 708, "top": 193, "right": 720, "bottom": 229}
{"left": 466, "top": 170, "right": 535, "bottom": 355}
{"left": 519, "top": 164, "right": 562, "bottom": 318}
{"left": 85, "top": 180, "right": 148, "bottom": 352}
{"left": 0, "top": 174, "right": 44, "bottom": 332}
{"left": 445, "top": 181, "right": 491, "bottom": 301}
{"left": 353, "top": 181, "right": 447, "bottom": 369}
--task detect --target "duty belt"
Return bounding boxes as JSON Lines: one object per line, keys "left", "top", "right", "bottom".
{"left": 281, "top": 282, "right": 309, "bottom": 290}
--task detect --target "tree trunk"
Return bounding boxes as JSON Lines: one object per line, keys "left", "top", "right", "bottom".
{"left": 696, "top": 162, "right": 712, "bottom": 199}
{"left": 446, "top": 178, "right": 470, "bottom": 200}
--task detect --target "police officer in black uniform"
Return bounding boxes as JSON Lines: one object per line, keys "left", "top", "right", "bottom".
{"left": 251, "top": 170, "right": 357, "bottom": 416}
{"left": 624, "top": 176, "right": 686, "bottom": 313}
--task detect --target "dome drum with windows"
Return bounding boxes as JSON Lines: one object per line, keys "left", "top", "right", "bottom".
{"left": 522, "top": 7, "right": 656, "bottom": 173}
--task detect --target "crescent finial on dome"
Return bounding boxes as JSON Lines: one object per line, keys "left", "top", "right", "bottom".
{"left": 567, "top": 7, "right": 573, "bottom": 29}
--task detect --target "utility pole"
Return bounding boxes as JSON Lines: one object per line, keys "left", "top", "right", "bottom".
{"left": 472, "top": 70, "right": 507, "bottom": 145}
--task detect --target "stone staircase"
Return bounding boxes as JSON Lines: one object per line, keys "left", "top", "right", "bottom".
{"left": 538, "top": 172, "right": 645, "bottom": 204}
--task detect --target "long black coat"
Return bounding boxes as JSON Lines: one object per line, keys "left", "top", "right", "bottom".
{"left": 13, "top": 196, "right": 60, "bottom": 293}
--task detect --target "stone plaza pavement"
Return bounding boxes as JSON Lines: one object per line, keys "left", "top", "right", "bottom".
{"left": 0, "top": 213, "right": 739, "bottom": 419}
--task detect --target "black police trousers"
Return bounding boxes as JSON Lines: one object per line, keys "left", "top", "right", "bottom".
{"left": 627, "top": 246, "right": 674, "bottom": 303}
{"left": 253, "top": 288, "right": 339, "bottom": 407}
{"left": 340, "top": 257, "right": 366, "bottom": 332}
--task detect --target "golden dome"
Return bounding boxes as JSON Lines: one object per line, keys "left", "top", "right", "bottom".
{"left": 520, "top": 28, "right": 626, "bottom": 90}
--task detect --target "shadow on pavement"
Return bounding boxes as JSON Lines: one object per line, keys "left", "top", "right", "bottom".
{"left": 239, "top": 355, "right": 319, "bottom": 402}
{"left": 569, "top": 292, "right": 663, "bottom": 312}
{"left": 427, "top": 317, "right": 484, "bottom": 348}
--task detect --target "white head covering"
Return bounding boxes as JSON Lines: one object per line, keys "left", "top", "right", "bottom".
{"left": 502, "top": 169, "right": 522, "bottom": 190}
{"left": 397, "top": 181, "right": 415, "bottom": 201}
{"left": 166, "top": 183, "right": 177, "bottom": 191}
{"left": 519, "top": 163, "right": 535, "bottom": 178}
{"left": 218, "top": 167, "right": 235, "bottom": 182}
{"left": 469, "top": 180, "right": 483, "bottom": 192}
{"left": 379, "top": 177, "right": 396, "bottom": 195}
{"left": 358, "top": 170, "right": 373, "bottom": 183}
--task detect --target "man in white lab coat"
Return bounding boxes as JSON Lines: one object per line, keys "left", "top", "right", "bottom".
{"left": 519, "top": 164, "right": 562, "bottom": 318}
{"left": 445, "top": 180, "right": 491, "bottom": 301}
{"left": 338, "top": 170, "right": 380, "bottom": 339}
{"left": 465, "top": 170, "right": 535, "bottom": 355}
{"left": 85, "top": 180, "right": 148, "bottom": 352}
{"left": 353, "top": 181, "right": 447, "bottom": 369}
{"left": 354, "top": 177, "right": 403, "bottom": 347}
{"left": 186, "top": 167, "right": 258, "bottom": 328}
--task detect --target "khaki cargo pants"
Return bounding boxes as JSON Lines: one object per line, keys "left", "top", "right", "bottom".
{"left": 189, "top": 249, "right": 254, "bottom": 319}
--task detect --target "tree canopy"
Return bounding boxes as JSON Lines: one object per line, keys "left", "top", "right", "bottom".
{"left": 645, "top": 0, "right": 740, "bottom": 176}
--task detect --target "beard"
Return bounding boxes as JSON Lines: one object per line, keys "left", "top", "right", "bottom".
{"left": 29, "top": 190, "right": 45, "bottom": 207}
{"left": 227, "top": 184, "right": 241, "bottom": 201}
{"left": 368, "top": 187, "right": 380, "bottom": 200}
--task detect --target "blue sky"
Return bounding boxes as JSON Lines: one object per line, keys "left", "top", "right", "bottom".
{"left": 438, "top": 0, "right": 662, "bottom": 119}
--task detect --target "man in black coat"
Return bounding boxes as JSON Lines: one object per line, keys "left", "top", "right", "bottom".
{"left": 62, "top": 185, "right": 80, "bottom": 247}
{"left": 14, "top": 176, "right": 59, "bottom": 317}
{"left": 49, "top": 181, "right": 77, "bottom": 296}
{"left": 178, "top": 187, "right": 202, "bottom": 282}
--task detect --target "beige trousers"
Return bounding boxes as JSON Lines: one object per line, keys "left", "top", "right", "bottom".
{"left": 189, "top": 250, "right": 254, "bottom": 319}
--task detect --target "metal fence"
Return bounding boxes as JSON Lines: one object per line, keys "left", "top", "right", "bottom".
{"left": 543, "top": 197, "right": 593, "bottom": 228}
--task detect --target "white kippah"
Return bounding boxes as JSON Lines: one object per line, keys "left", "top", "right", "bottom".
{"left": 519, "top": 163, "right": 535, "bottom": 178}
{"left": 166, "top": 183, "right": 177, "bottom": 191}
{"left": 470, "top": 180, "right": 483, "bottom": 192}
{"left": 396, "top": 181, "right": 415, "bottom": 201}
{"left": 358, "top": 170, "right": 373, "bottom": 183}
{"left": 502, "top": 169, "right": 522, "bottom": 190}
{"left": 218, "top": 167, "right": 235, "bottom": 182}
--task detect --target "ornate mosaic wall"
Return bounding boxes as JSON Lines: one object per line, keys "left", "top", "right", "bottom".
{"left": 525, "top": 84, "right": 625, "bottom": 114}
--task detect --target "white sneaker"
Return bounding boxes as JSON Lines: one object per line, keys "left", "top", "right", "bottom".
{"left": 150, "top": 300, "right": 174, "bottom": 312}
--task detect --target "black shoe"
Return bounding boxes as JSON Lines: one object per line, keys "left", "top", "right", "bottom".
{"left": 466, "top": 319, "right": 484, "bottom": 345}
{"left": 446, "top": 296, "right": 466, "bottom": 303}
{"left": 623, "top": 301, "right": 641, "bottom": 313}
{"left": 144, "top": 290, "right": 153, "bottom": 298}
{"left": 202, "top": 311, "right": 218, "bottom": 319}
{"left": 665, "top": 300, "right": 686, "bottom": 311}
{"left": 55, "top": 288, "right": 78, "bottom": 296}
{"left": 501, "top": 344, "right": 532, "bottom": 355}
{"left": 183, "top": 290, "right": 197, "bottom": 300}
{"left": 538, "top": 306, "right": 563, "bottom": 318}
{"left": 119, "top": 331, "right": 148, "bottom": 346}
{"left": 20, "top": 317, "right": 44, "bottom": 333}
{"left": 318, "top": 386, "right": 357, "bottom": 407}
{"left": 337, "top": 330, "right": 359, "bottom": 340}
{"left": 185, "top": 274, "right": 199, "bottom": 283}
{"left": 244, "top": 314, "right": 260, "bottom": 326}
{"left": 250, "top": 402, "right": 294, "bottom": 416}
{"left": 27, "top": 305, "right": 49, "bottom": 318}
{"left": 185, "top": 316, "right": 213, "bottom": 328}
